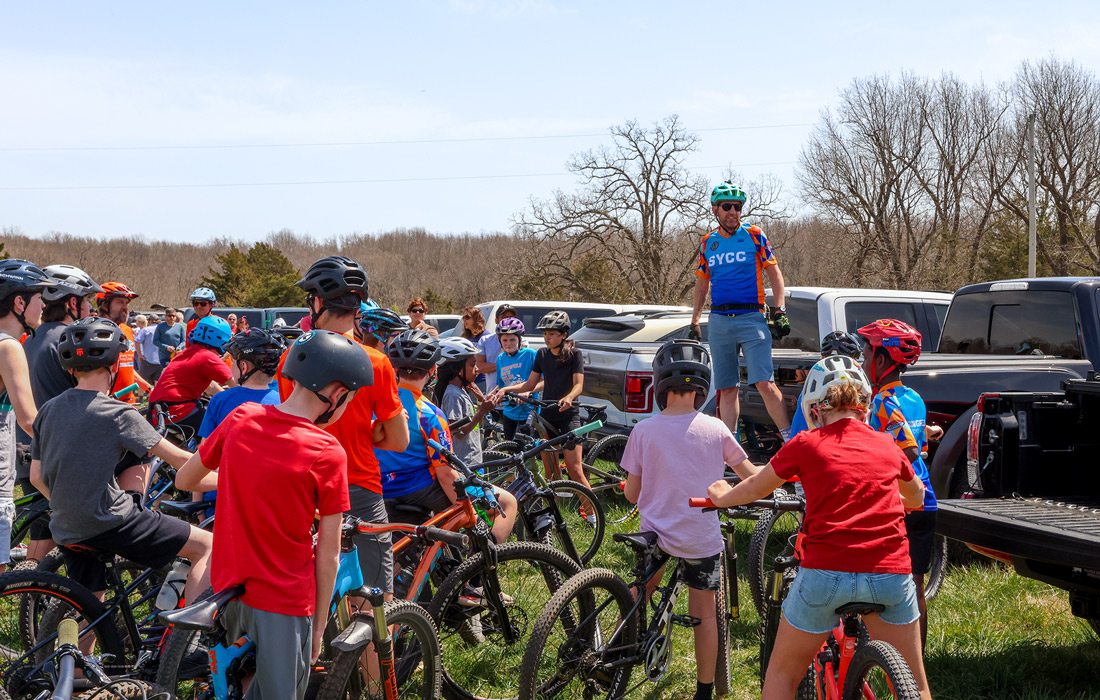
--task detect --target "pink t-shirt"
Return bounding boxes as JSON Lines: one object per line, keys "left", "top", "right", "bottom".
{"left": 621, "top": 412, "right": 747, "bottom": 558}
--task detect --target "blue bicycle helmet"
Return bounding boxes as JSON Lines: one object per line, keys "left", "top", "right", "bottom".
{"left": 190, "top": 315, "right": 232, "bottom": 350}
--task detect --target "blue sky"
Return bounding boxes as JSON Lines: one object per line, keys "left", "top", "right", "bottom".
{"left": 2, "top": 0, "right": 1099, "bottom": 243}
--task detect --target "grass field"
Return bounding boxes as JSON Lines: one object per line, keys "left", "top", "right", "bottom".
{"left": 558, "top": 508, "right": 1100, "bottom": 700}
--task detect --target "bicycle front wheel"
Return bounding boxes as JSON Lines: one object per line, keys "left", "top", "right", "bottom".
{"left": 714, "top": 551, "right": 732, "bottom": 697}
{"left": 841, "top": 639, "right": 921, "bottom": 700}
{"left": 747, "top": 502, "right": 803, "bottom": 617}
{"left": 538, "top": 480, "right": 604, "bottom": 566}
{"left": 583, "top": 435, "right": 633, "bottom": 525}
{"left": 427, "top": 541, "right": 582, "bottom": 700}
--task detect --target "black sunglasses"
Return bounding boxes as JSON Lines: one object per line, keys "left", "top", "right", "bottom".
{"left": 409, "top": 308, "right": 426, "bottom": 313}
{"left": 719, "top": 202, "right": 743, "bottom": 212}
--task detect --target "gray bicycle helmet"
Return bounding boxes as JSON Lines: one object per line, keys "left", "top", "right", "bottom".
{"left": 820, "top": 331, "right": 863, "bottom": 360}
{"left": 386, "top": 329, "right": 441, "bottom": 370}
{"left": 281, "top": 329, "right": 374, "bottom": 392}
{"left": 42, "top": 264, "right": 102, "bottom": 302}
{"left": 296, "top": 256, "right": 369, "bottom": 309}
{"left": 652, "top": 339, "right": 711, "bottom": 410}
{"left": 58, "top": 317, "right": 127, "bottom": 371}
{"left": 536, "top": 310, "right": 571, "bottom": 334}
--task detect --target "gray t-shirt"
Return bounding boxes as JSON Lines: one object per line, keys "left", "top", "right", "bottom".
{"left": 32, "top": 389, "right": 163, "bottom": 544}
{"left": 441, "top": 383, "right": 482, "bottom": 466}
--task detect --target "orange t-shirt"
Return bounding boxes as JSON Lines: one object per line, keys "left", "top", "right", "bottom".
{"left": 111, "top": 323, "right": 138, "bottom": 403}
{"left": 276, "top": 332, "right": 403, "bottom": 494}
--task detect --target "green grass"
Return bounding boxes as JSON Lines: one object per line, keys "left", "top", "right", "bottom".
{"left": 523, "top": 509, "right": 1100, "bottom": 699}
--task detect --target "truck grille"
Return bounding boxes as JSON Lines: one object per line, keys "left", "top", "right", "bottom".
{"left": 960, "top": 497, "right": 1100, "bottom": 537}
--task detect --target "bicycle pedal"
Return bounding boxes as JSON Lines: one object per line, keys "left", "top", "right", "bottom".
{"left": 672, "top": 614, "right": 701, "bottom": 628}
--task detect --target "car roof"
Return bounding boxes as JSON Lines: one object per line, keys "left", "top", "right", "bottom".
{"left": 478, "top": 300, "right": 620, "bottom": 310}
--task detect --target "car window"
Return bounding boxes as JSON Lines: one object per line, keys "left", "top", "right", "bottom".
{"left": 270, "top": 309, "right": 308, "bottom": 328}
{"left": 430, "top": 317, "right": 461, "bottom": 334}
{"left": 939, "top": 290, "right": 1081, "bottom": 357}
{"left": 844, "top": 301, "right": 931, "bottom": 350}
{"left": 769, "top": 297, "right": 818, "bottom": 351}
{"left": 659, "top": 322, "right": 708, "bottom": 342}
{"left": 514, "top": 306, "right": 618, "bottom": 336}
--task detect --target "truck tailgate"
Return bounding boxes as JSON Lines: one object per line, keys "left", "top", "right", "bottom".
{"left": 937, "top": 497, "right": 1100, "bottom": 570}
{"left": 576, "top": 342, "right": 640, "bottom": 412}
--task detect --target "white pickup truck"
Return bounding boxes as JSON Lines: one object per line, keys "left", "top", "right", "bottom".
{"left": 573, "top": 286, "right": 953, "bottom": 433}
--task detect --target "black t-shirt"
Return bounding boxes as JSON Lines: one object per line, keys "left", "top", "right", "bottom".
{"left": 534, "top": 346, "right": 583, "bottom": 402}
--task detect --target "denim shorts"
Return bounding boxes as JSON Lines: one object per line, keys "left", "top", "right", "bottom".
{"left": 781, "top": 568, "right": 919, "bottom": 634}
{"left": 708, "top": 311, "right": 774, "bottom": 389}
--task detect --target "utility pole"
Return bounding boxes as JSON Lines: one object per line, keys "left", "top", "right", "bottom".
{"left": 1027, "top": 113, "right": 1037, "bottom": 277}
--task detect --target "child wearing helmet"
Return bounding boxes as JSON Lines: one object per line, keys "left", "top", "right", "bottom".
{"left": 198, "top": 329, "right": 285, "bottom": 441}
{"left": 492, "top": 317, "right": 537, "bottom": 440}
{"left": 148, "top": 315, "right": 235, "bottom": 440}
{"left": 434, "top": 337, "right": 495, "bottom": 465}
{"left": 176, "top": 329, "right": 372, "bottom": 697}
{"left": 705, "top": 356, "right": 931, "bottom": 700}
{"left": 787, "top": 331, "right": 865, "bottom": 441}
{"left": 621, "top": 339, "right": 757, "bottom": 700}
{"left": 29, "top": 317, "right": 213, "bottom": 606}
{"left": 857, "top": 318, "right": 939, "bottom": 651}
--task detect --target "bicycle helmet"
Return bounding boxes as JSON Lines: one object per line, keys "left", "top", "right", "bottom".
{"left": 437, "top": 337, "right": 480, "bottom": 364}
{"left": 820, "top": 331, "right": 863, "bottom": 360}
{"left": 225, "top": 328, "right": 286, "bottom": 377}
{"left": 42, "top": 264, "right": 103, "bottom": 302}
{"left": 96, "top": 281, "right": 139, "bottom": 304}
{"left": 0, "top": 259, "right": 53, "bottom": 298}
{"left": 296, "top": 256, "right": 368, "bottom": 308}
{"left": 496, "top": 316, "right": 526, "bottom": 336}
{"left": 189, "top": 287, "right": 217, "bottom": 303}
{"left": 386, "top": 329, "right": 441, "bottom": 371}
{"left": 189, "top": 315, "right": 233, "bottom": 350}
{"left": 536, "top": 310, "right": 571, "bottom": 334}
{"left": 653, "top": 339, "right": 712, "bottom": 410}
{"left": 58, "top": 317, "right": 127, "bottom": 372}
{"left": 857, "top": 318, "right": 922, "bottom": 384}
{"left": 710, "top": 181, "right": 747, "bottom": 206}
{"left": 800, "top": 355, "right": 872, "bottom": 429}
{"left": 359, "top": 307, "right": 409, "bottom": 342}
{"left": 283, "top": 329, "right": 374, "bottom": 391}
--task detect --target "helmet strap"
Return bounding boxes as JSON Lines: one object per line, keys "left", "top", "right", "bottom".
{"left": 312, "top": 388, "right": 349, "bottom": 425}
{"left": 236, "top": 359, "right": 259, "bottom": 385}
{"left": 12, "top": 294, "right": 33, "bottom": 335}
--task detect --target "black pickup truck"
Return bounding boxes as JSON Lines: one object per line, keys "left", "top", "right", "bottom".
{"left": 938, "top": 376, "right": 1100, "bottom": 634}
{"left": 740, "top": 277, "right": 1100, "bottom": 499}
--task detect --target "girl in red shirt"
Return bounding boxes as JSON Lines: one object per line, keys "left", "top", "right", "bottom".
{"left": 705, "top": 356, "right": 931, "bottom": 700}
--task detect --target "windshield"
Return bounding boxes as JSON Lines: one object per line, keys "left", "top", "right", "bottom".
{"left": 939, "top": 290, "right": 1082, "bottom": 357}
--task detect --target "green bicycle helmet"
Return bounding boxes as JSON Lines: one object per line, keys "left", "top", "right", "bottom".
{"left": 710, "top": 181, "right": 747, "bottom": 206}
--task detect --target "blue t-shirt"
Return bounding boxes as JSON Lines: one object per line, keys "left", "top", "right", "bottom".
{"left": 198, "top": 386, "right": 281, "bottom": 439}
{"left": 377, "top": 387, "right": 452, "bottom": 499}
{"left": 496, "top": 347, "right": 537, "bottom": 421}
{"left": 869, "top": 382, "right": 937, "bottom": 511}
{"left": 695, "top": 225, "right": 776, "bottom": 313}
{"left": 788, "top": 389, "right": 809, "bottom": 440}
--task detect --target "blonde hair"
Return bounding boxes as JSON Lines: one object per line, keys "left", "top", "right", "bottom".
{"left": 820, "top": 382, "right": 870, "bottom": 416}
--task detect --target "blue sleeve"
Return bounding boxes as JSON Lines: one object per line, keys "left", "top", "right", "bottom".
{"left": 788, "top": 391, "right": 808, "bottom": 439}
{"left": 198, "top": 394, "right": 224, "bottom": 438}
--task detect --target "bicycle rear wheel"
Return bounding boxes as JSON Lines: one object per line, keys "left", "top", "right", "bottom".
{"left": 316, "top": 600, "right": 441, "bottom": 700}
{"left": 538, "top": 480, "right": 604, "bottom": 565}
{"left": 583, "top": 435, "right": 633, "bottom": 524}
{"left": 426, "top": 541, "right": 581, "bottom": 700}
{"left": 841, "top": 639, "right": 921, "bottom": 700}
{"left": 714, "top": 551, "right": 732, "bottom": 697}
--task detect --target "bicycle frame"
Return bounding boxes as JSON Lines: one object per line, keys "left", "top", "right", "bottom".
{"left": 807, "top": 614, "right": 866, "bottom": 700}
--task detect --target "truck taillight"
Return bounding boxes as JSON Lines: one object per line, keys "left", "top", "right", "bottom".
{"left": 625, "top": 371, "right": 653, "bottom": 413}
{"left": 966, "top": 411, "right": 983, "bottom": 465}
{"left": 976, "top": 392, "right": 999, "bottom": 413}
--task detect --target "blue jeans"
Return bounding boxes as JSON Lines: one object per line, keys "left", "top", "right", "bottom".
{"left": 708, "top": 311, "right": 774, "bottom": 389}
{"left": 781, "top": 568, "right": 919, "bottom": 634}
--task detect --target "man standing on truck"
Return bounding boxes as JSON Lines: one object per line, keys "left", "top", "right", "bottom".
{"left": 691, "top": 182, "right": 791, "bottom": 440}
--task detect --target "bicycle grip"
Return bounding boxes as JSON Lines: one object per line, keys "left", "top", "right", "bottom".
{"left": 113, "top": 382, "right": 140, "bottom": 399}
{"left": 421, "top": 526, "right": 469, "bottom": 548}
{"left": 57, "top": 617, "right": 79, "bottom": 647}
{"left": 574, "top": 420, "right": 604, "bottom": 437}
{"left": 688, "top": 498, "right": 716, "bottom": 509}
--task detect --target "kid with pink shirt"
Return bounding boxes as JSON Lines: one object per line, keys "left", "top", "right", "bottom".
{"left": 621, "top": 339, "right": 757, "bottom": 700}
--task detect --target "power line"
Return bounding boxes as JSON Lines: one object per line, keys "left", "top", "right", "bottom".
{"left": 0, "top": 123, "right": 814, "bottom": 153}
{"left": 0, "top": 161, "right": 798, "bottom": 192}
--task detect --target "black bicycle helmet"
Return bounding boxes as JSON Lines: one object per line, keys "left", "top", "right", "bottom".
{"left": 386, "top": 329, "right": 441, "bottom": 371}
{"left": 652, "top": 339, "right": 711, "bottom": 410}
{"left": 226, "top": 328, "right": 287, "bottom": 376}
{"left": 57, "top": 317, "right": 127, "bottom": 372}
{"left": 536, "top": 310, "right": 571, "bottom": 334}
{"left": 0, "top": 259, "right": 53, "bottom": 299}
{"left": 42, "top": 264, "right": 103, "bottom": 303}
{"left": 295, "top": 256, "right": 369, "bottom": 309}
{"left": 282, "top": 329, "right": 375, "bottom": 392}
{"left": 820, "top": 331, "right": 864, "bottom": 360}
{"left": 359, "top": 307, "right": 409, "bottom": 342}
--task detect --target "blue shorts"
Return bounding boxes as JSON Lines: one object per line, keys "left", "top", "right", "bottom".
{"left": 708, "top": 311, "right": 774, "bottom": 389}
{"left": 781, "top": 568, "right": 919, "bottom": 634}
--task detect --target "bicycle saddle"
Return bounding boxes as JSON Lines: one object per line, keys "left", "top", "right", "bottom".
{"left": 160, "top": 585, "right": 245, "bottom": 631}
{"left": 835, "top": 602, "right": 886, "bottom": 616}
{"left": 613, "top": 531, "right": 659, "bottom": 553}
{"left": 158, "top": 500, "right": 212, "bottom": 518}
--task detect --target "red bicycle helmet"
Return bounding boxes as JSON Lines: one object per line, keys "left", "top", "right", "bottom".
{"left": 857, "top": 318, "right": 922, "bottom": 369}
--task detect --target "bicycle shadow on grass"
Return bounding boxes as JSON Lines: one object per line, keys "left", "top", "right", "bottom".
{"left": 924, "top": 637, "right": 1100, "bottom": 700}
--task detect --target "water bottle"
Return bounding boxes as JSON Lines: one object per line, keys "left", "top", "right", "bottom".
{"left": 155, "top": 558, "right": 192, "bottom": 610}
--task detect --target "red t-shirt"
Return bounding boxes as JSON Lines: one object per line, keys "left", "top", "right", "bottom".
{"left": 276, "top": 334, "right": 404, "bottom": 494}
{"left": 770, "top": 418, "right": 915, "bottom": 574}
{"left": 199, "top": 403, "right": 350, "bottom": 615}
{"left": 148, "top": 344, "right": 233, "bottom": 421}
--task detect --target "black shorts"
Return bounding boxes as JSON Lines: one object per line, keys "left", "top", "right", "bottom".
{"left": 61, "top": 508, "right": 190, "bottom": 592}
{"left": 905, "top": 510, "right": 938, "bottom": 576}
{"left": 384, "top": 482, "right": 453, "bottom": 525}
{"left": 538, "top": 407, "right": 582, "bottom": 437}
{"left": 680, "top": 553, "right": 722, "bottom": 591}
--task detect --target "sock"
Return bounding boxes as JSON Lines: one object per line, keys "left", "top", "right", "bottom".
{"left": 694, "top": 681, "right": 714, "bottom": 700}
{"left": 779, "top": 427, "right": 791, "bottom": 442}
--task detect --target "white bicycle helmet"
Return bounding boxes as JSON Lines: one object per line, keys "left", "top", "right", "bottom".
{"left": 190, "top": 287, "right": 217, "bottom": 303}
{"left": 437, "top": 337, "right": 480, "bottom": 364}
{"left": 42, "top": 264, "right": 103, "bottom": 302}
{"left": 800, "top": 355, "right": 872, "bottom": 429}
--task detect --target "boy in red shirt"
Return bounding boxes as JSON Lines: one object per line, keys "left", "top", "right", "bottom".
{"left": 176, "top": 329, "right": 374, "bottom": 699}
{"left": 706, "top": 356, "right": 931, "bottom": 700}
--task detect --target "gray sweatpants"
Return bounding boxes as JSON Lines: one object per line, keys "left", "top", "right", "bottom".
{"left": 220, "top": 600, "right": 311, "bottom": 700}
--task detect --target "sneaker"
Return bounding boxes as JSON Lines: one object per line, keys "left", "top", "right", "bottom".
{"left": 585, "top": 513, "right": 598, "bottom": 527}
{"left": 459, "top": 585, "right": 514, "bottom": 607}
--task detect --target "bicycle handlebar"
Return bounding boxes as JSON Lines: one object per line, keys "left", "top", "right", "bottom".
{"left": 425, "top": 438, "right": 501, "bottom": 511}
{"left": 688, "top": 497, "right": 806, "bottom": 512}
{"left": 352, "top": 520, "right": 470, "bottom": 548}
{"left": 51, "top": 618, "right": 80, "bottom": 700}
{"left": 112, "top": 382, "right": 139, "bottom": 399}
{"left": 475, "top": 420, "right": 605, "bottom": 472}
